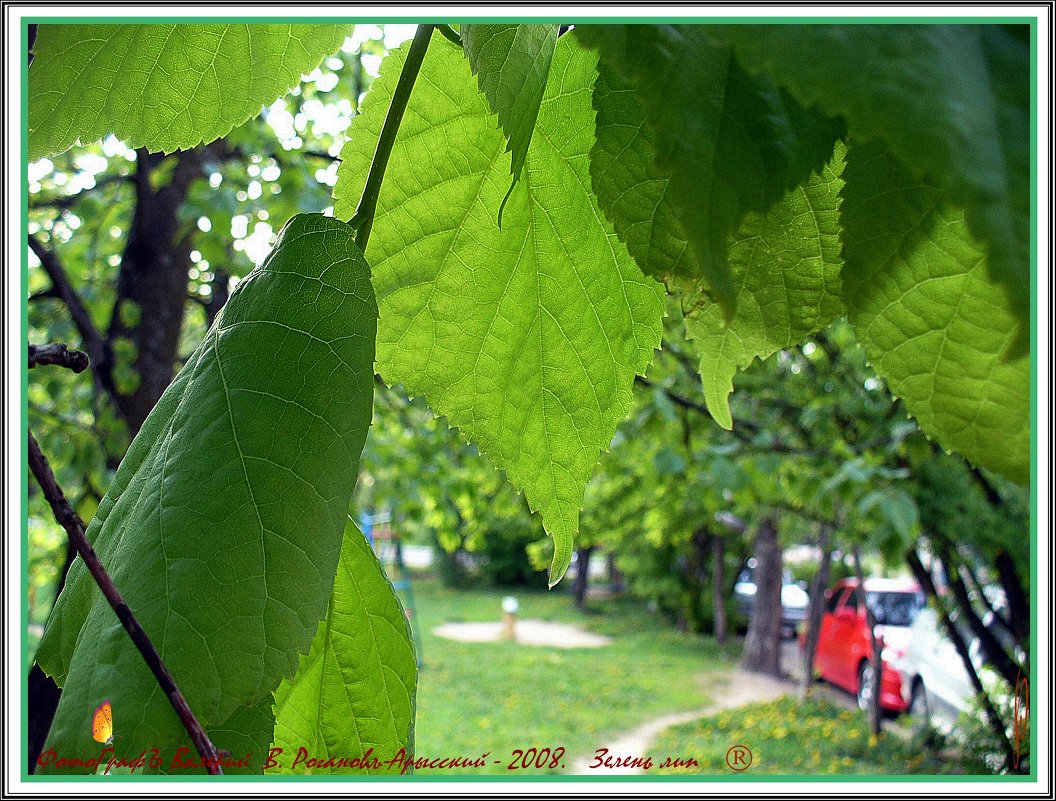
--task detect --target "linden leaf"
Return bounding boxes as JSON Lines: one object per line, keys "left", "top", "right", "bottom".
{"left": 334, "top": 33, "right": 664, "bottom": 584}
{"left": 28, "top": 24, "right": 351, "bottom": 159}
{"left": 35, "top": 214, "right": 379, "bottom": 771}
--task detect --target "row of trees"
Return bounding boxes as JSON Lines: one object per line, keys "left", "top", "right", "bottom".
{"left": 356, "top": 302, "right": 1029, "bottom": 767}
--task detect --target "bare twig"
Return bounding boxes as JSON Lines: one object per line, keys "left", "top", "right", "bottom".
{"left": 27, "top": 431, "right": 224, "bottom": 776}
{"left": 28, "top": 343, "right": 89, "bottom": 373}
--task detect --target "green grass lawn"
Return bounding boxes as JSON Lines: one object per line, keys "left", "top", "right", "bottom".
{"left": 648, "top": 696, "right": 987, "bottom": 775}
{"left": 408, "top": 577, "right": 734, "bottom": 775}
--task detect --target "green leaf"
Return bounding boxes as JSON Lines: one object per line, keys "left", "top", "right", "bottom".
{"left": 271, "top": 520, "right": 416, "bottom": 775}
{"left": 334, "top": 33, "right": 664, "bottom": 585}
{"left": 682, "top": 145, "right": 846, "bottom": 429}
{"left": 575, "top": 24, "right": 842, "bottom": 315}
{"left": 28, "top": 24, "right": 352, "bottom": 160}
{"left": 462, "top": 24, "right": 558, "bottom": 198}
{"left": 588, "top": 63, "right": 694, "bottom": 278}
{"left": 35, "top": 213, "right": 377, "bottom": 771}
{"left": 709, "top": 23, "right": 1030, "bottom": 343}
{"left": 841, "top": 143, "right": 1029, "bottom": 486}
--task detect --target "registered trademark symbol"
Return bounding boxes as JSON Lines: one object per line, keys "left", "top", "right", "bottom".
{"left": 726, "top": 744, "right": 753, "bottom": 771}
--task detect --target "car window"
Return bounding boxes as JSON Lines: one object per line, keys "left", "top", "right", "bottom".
{"left": 843, "top": 589, "right": 859, "bottom": 611}
{"left": 866, "top": 591, "right": 925, "bottom": 627}
{"left": 825, "top": 588, "right": 845, "bottom": 613}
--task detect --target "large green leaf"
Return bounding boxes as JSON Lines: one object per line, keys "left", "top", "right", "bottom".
{"left": 334, "top": 33, "right": 664, "bottom": 584}
{"left": 588, "top": 63, "right": 694, "bottom": 278}
{"left": 462, "top": 24, "right": 558, "bottom": 196}
{"left": 575, "top": 24, "right": 842, "bottom": 314}
{"left": 709, "top": 23, "right": 1030, "bottom": 344}
{"left": 841, "top": 143, "right": 1029, "bottom": 486}
{"left": 271, "top": 521, "right": 416, "bottom": 774}
{"left": 28, "top": 24, "right": 352, "bottom": 160}
{"left": 35, "top": 213, "right": 378, "bottom": 772}
{"left": 683, "top": 146, "right": 846, "bottom": 429}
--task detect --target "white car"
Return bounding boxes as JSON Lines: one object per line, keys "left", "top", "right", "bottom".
{"left": 896, "top": 607, "right": 980, "bottom": 728}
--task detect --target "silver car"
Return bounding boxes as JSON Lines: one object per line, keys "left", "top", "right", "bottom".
{"left": 733, "top": 560, "right": 811, "bottom": 638}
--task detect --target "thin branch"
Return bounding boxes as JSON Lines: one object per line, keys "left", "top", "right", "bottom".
{"left": 349, "top": 23, "right": 435, "bottom": 250}
{"left": 28, "top": 343, "right": 89, "bottom": 373}
{"left": 938, "top": 549, "right": 1023, "bottom": 689}
{"left": 29, "top": 173, "right": 132, "bottom": 210}
{"left": 27, "top": 234, "right": 108, "bottom": 369}
{"left": 635, "top": 375, "right": 709, "bottom": 416}
{"left": 303, "top": 149, "right": 340, "bottom": 163}
{"left": 634, "top": 376, "right": 821, "bottom": 457}
{"left": 28, "top": 287, "right": 61, "bottom": 303}
{"left": 27, "top": 431, "right": 225, "bottom": 776}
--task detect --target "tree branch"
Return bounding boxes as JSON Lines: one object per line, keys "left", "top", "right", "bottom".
{"left": 27, "top": 431, "right": 224, "bottom": 775}
{"left": 29, "top": 173, "right": 132, "bottom": 210}
{"left": 906, "top": 548, "right": 1016, "bottom": 770}
{"left": 28, "top": 343, "right": 89, "bottom": 373}
{"left": 349, "top": 23, "right": 435, "bottom": 250}
{"left": 938, "top": 549, "right": 1023, "bottom": 689}
{"left": 634, "top": 376, "right": 821, "bottom": 457}
{"left": 27, "top": 234, "right": 109, "bottom": 372}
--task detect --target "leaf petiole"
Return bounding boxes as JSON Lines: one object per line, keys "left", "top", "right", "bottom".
{"left": 350, "top": 23, "right": 435, "bottom": 251}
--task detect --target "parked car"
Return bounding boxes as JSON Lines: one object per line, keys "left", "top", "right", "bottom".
{"left": 807, "top": 577, "right": 926, "bottom": 713}
{"left": 896, "top": 600, "right": 1023, "bottom": 730}
{"left": 894, "top": 606, "right": 977, "bottom": 728}
{"left": 733, "top": 559, "right": 811, "bottom": 638}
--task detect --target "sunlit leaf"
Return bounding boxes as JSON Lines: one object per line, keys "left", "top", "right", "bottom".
{"left": 709, "top": 23, "right": 1030, "bottom": 344}
{"left": 334, "top": 33, "right": 664, "bottom": 584}
{"left": 683, "top": 145, "right": 846, "bottom": 429}
{"left": 271, "top": 521, "right": 416, "bottom": 774}
{"left": 576, "top": 23, "right": 842, "bottom": 314}
{"left": 28, "top": 24, "right": 352, "bottom": 159}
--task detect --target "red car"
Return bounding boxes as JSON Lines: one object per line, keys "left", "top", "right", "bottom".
{"left": 807, "top": 578, "right": 926, "bottom": 713}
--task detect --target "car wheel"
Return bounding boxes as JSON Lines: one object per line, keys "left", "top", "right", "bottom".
{"left": 857, "top": 662, "right": 875, "bottom": 712}
{"left": 910, "top": 680, "right": 930, "bottom": 721}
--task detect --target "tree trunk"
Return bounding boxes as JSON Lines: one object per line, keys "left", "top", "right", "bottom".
{"left": 572, "top": 545, "right": 594, "bottom": 610}
{"left": 800, "top": 523, "right": 833, "bottom": 698}
{"left": 711, "top": 533, "right": 727, "bottom": 646}
{"left": 684, "top": 528, "right": 710, "bottom": 632}
{"left": 852, "top": 546, "right": 883, "bottom": 736}
{"left": 606, "top": 551, "right": 624, "bottom": 592}
{"left": 106, "top": 149, "right": 202, "bottom": 435}
{"left": 741, "top": 517, "right": 783, "bottom": 677}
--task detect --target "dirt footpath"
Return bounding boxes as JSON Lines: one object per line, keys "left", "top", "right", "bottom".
{"left": 567, "top": 668, "right": 793, "bottom": 775}
{"left": 568, "top": 640, "right": 858, "bottom": 775}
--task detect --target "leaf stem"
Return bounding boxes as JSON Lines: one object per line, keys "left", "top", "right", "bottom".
{"left": 350, "top": 24, "right": 435, "bottom": 251}
{"left": 27, "top": 430, "right": 225, "bottom": 776}
{"left": 436, "top": 24, "right": 462, "bottom": 46}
